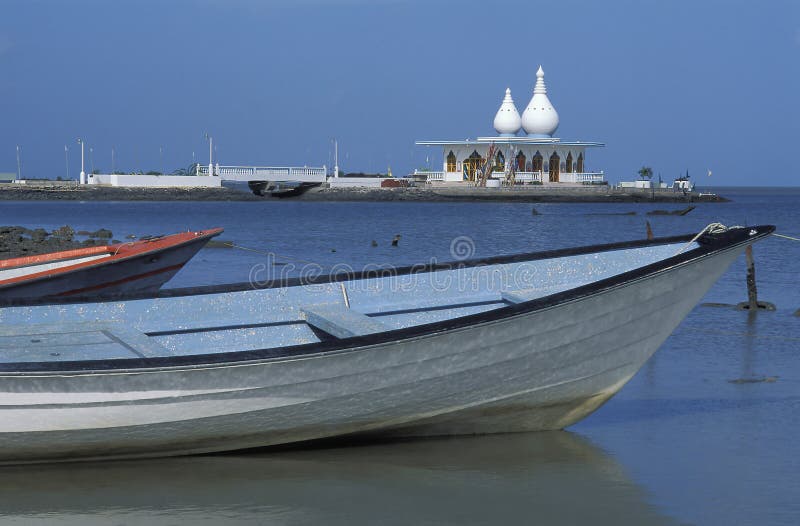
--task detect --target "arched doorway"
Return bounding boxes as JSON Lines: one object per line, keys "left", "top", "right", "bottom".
{"left": 515, "top": 151, "right": 526, "bottom": 171}
{"left": 463, "top": 150, "right": 484, "bottom": 181}
{"left": 566, "top": 152, "right": 573, "bottom": 173}
{"left": 494, "top": 151, "right": 505, "bottom": 173}
{"left": 532, "top": 151, "right": 543, "bottom": 173}
{"left": 446, "top": 151, "right": 456, "bottom": 173}
{"left": 577, "top": 153, "right": 584, "bottom": 173}
{"left": 549, "top": 152, "right": 560, "bottom": 182}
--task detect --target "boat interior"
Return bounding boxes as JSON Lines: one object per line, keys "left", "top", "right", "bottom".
{"left": 0, "top": 241, "right": 698, "bottom": 364}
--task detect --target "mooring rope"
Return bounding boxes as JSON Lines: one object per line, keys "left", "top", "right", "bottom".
{"left": 675, "top": 222, "right": 730, "bottom": 255}
{"left": 771, "top": 233, "right": 800, "bottom": 242}
{"left": 219, "top": 242, "right": 319, "bottom": 265}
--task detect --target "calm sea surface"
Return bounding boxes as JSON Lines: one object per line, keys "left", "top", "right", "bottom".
{"left": 0, "top": 187, "right": 798, "bottom": 525}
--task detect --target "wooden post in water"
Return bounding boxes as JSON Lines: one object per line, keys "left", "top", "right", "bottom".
{"left": 745, "top": 245, "right": 758, "bottom": 310}
{"left": 646, "top": 221, "right": 654, "bottom": 240}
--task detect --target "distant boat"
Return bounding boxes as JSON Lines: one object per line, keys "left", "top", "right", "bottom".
{"left": 0, "top": 228, "right": 222, "bottom": 301}
{"left": 0, "top": 224, "right": 773, "bottom": 463}
{"left": 247, "top": 181, "right": 321, "bottom": 197}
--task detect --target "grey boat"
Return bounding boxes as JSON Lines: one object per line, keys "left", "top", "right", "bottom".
{"left": 0, "top": 224, "right": 774, "bottom": 463}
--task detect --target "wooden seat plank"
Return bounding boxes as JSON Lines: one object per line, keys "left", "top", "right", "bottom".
{"left": 301, "top": 305, "right": 386, "bottom": 339}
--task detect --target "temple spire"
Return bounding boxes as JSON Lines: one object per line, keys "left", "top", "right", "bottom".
{"left": 521, "top": 65, "right": 559, "bottom": 137}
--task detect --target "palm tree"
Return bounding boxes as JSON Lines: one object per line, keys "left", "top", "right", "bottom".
{"left": 638, "top": 166, "right": 653, "bottom": 180}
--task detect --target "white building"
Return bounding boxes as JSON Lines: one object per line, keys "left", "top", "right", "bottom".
{"left": 416, "top": 66, "right": 605, "bottom": 185}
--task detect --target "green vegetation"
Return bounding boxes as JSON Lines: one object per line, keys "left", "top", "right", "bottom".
{"left": 638, "top": 166, "right": 653, "bottom": 180}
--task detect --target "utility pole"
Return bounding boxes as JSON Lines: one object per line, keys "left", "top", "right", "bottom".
{"left": 65, "top": 145, "right": 69, "bottom": 180}
{"left": 205, "top": 133, "right": 213, "bottom": 176}
{"left": 15, "top": 145, "right": 21, "bottom": 181}
{"left": 333, "top": 138, "right": 339, "bottom": 178}
{"left": 89, "top": 147, "right": 94, "bottom": 176}
{"left": 77, "top": 138, "right": 85, "bottom": 184}
{"left": 159, "top": 145, "right": 164, "bottom": 174}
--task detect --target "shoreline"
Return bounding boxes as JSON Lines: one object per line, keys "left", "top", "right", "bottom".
{"left": 294, "top": 186, "right": 728, "bottom": 203}
{"left": 0, "top": 184, "right": 728, "bottom": 203}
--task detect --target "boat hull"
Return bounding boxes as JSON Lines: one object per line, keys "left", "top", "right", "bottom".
{"left": 0, "top": 241, "right": 743, "bottom": 463}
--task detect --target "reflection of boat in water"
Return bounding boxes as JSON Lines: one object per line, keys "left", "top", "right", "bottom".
{"left": 0, "top": 229, "right": 223, "bottom": 301}
{"left": 0, "top": 225, "right": 773, "bottom": 463}
{"left": 0, "top": 432, "right": 680, "bottom": 525}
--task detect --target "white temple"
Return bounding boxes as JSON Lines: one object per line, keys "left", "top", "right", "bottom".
{"left": 416, "top": 66, "right": 605, "bottom": 185}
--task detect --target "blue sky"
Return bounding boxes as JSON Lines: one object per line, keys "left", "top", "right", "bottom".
{"left": 1, "top": 0, "right": 798, "bottom": 185}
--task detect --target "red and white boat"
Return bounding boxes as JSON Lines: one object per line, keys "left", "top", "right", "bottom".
{"left": 0, "top": 228, "right": 223, "bottom": 301}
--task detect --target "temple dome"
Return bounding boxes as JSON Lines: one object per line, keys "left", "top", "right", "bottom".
{"left": 493, "top": 88, "right": 522, "bottom": 136}
{"left": 521, "top": 66, "right": 559, "bottom": 137}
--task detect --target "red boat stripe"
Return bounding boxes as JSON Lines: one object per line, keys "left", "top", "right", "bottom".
{"left": 56, "top": 263, "right": 186, "bottom": 296}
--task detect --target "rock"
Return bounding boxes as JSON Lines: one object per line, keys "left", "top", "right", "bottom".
{"left": 531, "top": 207, "right": 540, "bottom": 215}
{"left": 391, "top": 234, "right": 401, "bottom": 247}
{"left": 90, "top": 228, "right": 113, "bottom": 239}
{"left": 52, "top": 225, "right": 74, "bottom": 241}
{"left": 81, "top": 239, "right": 97, "bottom": 246}
{"left": 735, "top": 301, "right": 776, "bottom": 311}
{"left": 125, "top": 234, "right": 137, "bottom": 240}
{"left": 111, "top": 239, "right": 121, "bottom": 244}
{"left": 31, "top": 228, "right": 48, "bottom": 242}
{"left": 646, "top": 205, "right": 696, "bottom": 216}
{"left": 77, "top": 230, "right": 92, "bottom": 236}
{"left": 728, "top": 376, "right": 778, "bottom": 384}
{"left": 371, "top": 240, "right": 378, "bottom": 247}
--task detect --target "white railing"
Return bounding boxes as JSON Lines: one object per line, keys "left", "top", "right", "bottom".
{"left": 422, "top": 171, "right": 445, "bottom": 181}
{"left": 514, "top": 171, "right": 544, "bottom": 183}
{"left": 556, "top": 171, "right": 605, "bottom": 183}
{"left": 196, "top": 165, "right": 327, "bottom": 182}
{"left": 413, "top": 170, "right": 445, "bottom": 181}
{"left": 411, "top": 169, "right": 604, "bottom": 185}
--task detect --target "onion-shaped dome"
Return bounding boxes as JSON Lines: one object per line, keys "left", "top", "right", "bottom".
{"left": 521, "top": 66, "right": 559, "bottom": 137}
{"left": 493, "top": 88, "right": 522, "bottom": 136}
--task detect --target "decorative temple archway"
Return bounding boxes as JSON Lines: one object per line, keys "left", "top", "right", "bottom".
{"left": 446, "top": 151, "right": 457, "bottom": 173}
{"left": 532, "top": 151, "right": 543, "bottom": 173}
{"left": 515, "top": 151, "right": 526, "bottom": 171}
{"left": 577, "top": 153, "right": 584, "bottom": 173}
{"left": 549, "top": 152, "right": 560, "bottom": 182}
{"left": 463, "top": 150, "right": 484, "bottom": 181}
{"left": 494, "top": 151, "right": 505, "bottom": 173}
{"left": 566, "top": 152, "right": 573, "bottom": 173}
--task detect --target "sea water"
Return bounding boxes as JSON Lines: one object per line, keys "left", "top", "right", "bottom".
{"left": 0, "top": 187, "right": 797, "bottom": 525}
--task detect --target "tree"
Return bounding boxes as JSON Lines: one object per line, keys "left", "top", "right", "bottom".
{"left": 638, "top": 166, "right": 653, "bottom": 180}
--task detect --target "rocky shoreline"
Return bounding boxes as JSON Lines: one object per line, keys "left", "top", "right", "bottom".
{"left": 293, "top": 186, "right": 728, "bottom": 203}
{"left": 0, "top": 183, "right": 728, "bottom": 203}
{"left": 0, "top": 225, "right": 121, "bottom": 259}
{"left": 0, "top": 185, "right": 261, "bottom": 201}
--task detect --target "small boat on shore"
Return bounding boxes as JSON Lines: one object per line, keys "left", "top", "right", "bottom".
{"left": 247, "top": 180, "right": 321, "bottom": 197}
{"left": 0, "top": 224, "right": 773, "bottom": 463}
{"left": 0, "top": 228, "right": 223, "bottom": 301}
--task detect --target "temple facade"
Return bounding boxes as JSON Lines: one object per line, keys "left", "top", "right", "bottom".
{"left": 416, "top": 67, "right": 605, "bottom": 185}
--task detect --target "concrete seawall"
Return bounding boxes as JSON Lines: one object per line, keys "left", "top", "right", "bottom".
{"left": 0, "top": 184, "right": 727, "bottom": 203}
{"left": 293, "top": 186, "right": 728, "bottom": 203}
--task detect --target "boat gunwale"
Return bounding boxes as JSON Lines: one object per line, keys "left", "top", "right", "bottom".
{"left": 0, "top": 246, "right": 113, "bottom": 271}
{"left": 0, "top": 228, "right": 223, "bottom": 290}
{"left": 0, "top": 225, "right": 775, "bottom": 374}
